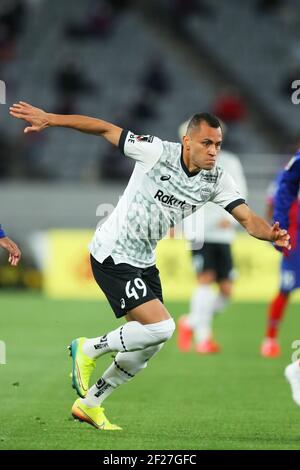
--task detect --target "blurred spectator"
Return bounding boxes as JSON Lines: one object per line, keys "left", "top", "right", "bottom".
{"left": 255, "top": 0, "right": 283, "bottom": 15}
{"left": 212, "top": 87, "right": 247, "bottom": 125}
{"left": 0, "top": 131, "right": 14, "bottom": 179}
{"left": 141, "top": 58, "right": 171, "bottom": 96}
{"left": 169, "top": 0, "right": 215, "bottom": 25}
{"left": 0, "top": 0, "right": 26, "bottom": 60}
{"left": 54, "top": 58, "right": 98, "bottom": 114}
{"left": 65, "top": 0, "right": 115, "bottom": 40}
{"left": 130, "top": 93, "right": 157, "bottom": 121}
{"left": 106, "top": 0, "right": 132, "bottom": 12}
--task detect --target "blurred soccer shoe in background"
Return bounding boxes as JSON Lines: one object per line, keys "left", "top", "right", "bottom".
{"left": 195, "top": 338, "right": 220, "bottom": 354}
{"left": 260, "top": 338, "right": 281, "bottom": 358}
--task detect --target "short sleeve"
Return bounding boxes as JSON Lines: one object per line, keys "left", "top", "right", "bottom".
{"left": 211, "top": 170, "right": 245, "bottom": 213}
{"left": 118, "top": 130, "right": 163, "bottom": 172}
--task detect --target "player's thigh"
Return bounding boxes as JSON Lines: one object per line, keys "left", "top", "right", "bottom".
{"left": 125, "top": 264, "right": 170, "bottom": 324}
{"left": 280, "top": 253, "right": 300, "bottom": 292}
{"left": 90, "top": 255, "right": 163, "bottom": 319}
{"left": 126, "top": 298, "right": 171, "bottom": 324}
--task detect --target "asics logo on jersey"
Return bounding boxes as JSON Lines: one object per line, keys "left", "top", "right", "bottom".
{"left": 154, "top": 189, "right": 196, "bottom": 211}
{"left": 160, "top": 175, "right": 171, "bottom": 181}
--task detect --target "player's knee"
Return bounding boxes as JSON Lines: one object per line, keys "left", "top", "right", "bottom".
{"left": 145, "top": 318, "right": 176, "bottom": 344}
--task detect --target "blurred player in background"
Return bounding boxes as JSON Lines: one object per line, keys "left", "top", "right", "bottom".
{"left": 267, "top": 148, "right": 300, "bottom": 403}
{"left": 285, "top": 359, "right": 300, "bottom": 406}
{"left": 261, "top": 148, "right": 300, "bottom": 358}
{"left": 0, "top": 224, "right": 21, "bottom": 266}
{"left": 10, "top": 101, "right": 290, "bottom": 431}
{"left": 177, "top": 119, "right": 247, "bottom": 353}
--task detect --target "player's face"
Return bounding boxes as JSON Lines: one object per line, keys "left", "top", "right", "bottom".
{"left": 188, "top": 123, "right": 222, "bottom": 170}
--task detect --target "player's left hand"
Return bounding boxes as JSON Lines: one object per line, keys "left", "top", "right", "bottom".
{"left": 271, "top": 221, "right": 291, "bottom": 250}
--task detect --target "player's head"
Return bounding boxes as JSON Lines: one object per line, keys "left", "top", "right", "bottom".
{"left": 183, "top": 113, "right": 222, "bottom": 170}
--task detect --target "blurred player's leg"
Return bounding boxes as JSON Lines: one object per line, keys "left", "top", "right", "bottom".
{"left": 261, "top": 291, "right": 289, "bottom": 358}
{"left": 285, "top": 360, "right": 300, "bottom": 406}
{"left": 261, "top": 244, "right": 300, "bottom": 358}
{"left": 178, "top": 244, "right": 233, "bottom": 354}
{"left": 178, "top": 279, "right": 220, "bottom": 354}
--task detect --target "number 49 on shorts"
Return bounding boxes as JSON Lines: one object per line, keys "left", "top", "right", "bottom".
{"left": 125, "top": 278, "right": 147, "bottom": 300}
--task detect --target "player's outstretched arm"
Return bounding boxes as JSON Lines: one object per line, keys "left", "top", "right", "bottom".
{"left": 0, "top": 237, "right": 21, "bottom": 266}
{"left": 9, "top": 101, "right": 122, "bottom": 146}
{"left": 231, "top": 203, "right": 291, "bottom": 249}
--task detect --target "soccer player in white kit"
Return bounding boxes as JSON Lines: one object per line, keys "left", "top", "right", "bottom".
{"left": 10, "top": 101, "right": 290, "bottom": 430}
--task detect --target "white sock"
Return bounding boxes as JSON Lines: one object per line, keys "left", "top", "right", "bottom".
{"left": 82, "top": 318, "right": 175, "bottom": 359}
{"left": 186, "top": 285, "right": 217, "bottom": 342}
{"left": 81, "top": 343, "right": 164, "bottom": 407}
{"left": 214, "top": 294, "right": 229, "bottom": 314}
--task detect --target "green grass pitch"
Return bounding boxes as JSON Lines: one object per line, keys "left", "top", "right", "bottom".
{"left": 0, "top": 292, "right": 299, "bottom": 450}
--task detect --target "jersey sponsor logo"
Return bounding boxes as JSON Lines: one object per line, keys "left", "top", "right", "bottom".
{"left": 201, "top": 174, "right": 218, "bottom": 183}
{"left": 136, "top": 135, "right": 154, "bottom": 143}
{"left": 154, "top": 189, "right": 196, "bottom": 211}
{"left": 160, "top": 175, "right": 171, "bottom": 181}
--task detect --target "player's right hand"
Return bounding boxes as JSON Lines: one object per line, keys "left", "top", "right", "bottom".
{"left": 9, "top": 101, "right": 49, "bottom": 134}
{"left": 0, "top": 237, "right": 21, "bottom": 266}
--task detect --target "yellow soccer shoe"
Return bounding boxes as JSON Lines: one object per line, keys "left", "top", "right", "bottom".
{"left": 71, "top": 398, "right": 122, "bottom": 430}
{"left": 68, "top": 337, "right": 96, "bottom": 398}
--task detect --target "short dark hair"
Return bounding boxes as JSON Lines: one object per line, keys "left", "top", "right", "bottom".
{"left": 186, "top": 113, "right": 221, "bottom": 134}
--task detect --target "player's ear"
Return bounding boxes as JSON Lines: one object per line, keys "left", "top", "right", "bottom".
{"left": 183, "top": 134, "right": 190, "bottom": 147}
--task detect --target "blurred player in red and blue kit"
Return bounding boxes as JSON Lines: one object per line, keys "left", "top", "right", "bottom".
{"left": 264, "top": 148, "right": 300, "bottom": 405}
{"left": 261, "top": 150, "right": 300, "bottom": 358}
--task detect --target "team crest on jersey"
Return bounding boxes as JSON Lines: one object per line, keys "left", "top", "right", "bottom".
{"left": 199, "top": 185, "right": 212, "bottom": 199}
{"left": 136, "top": 135, "right": 154, "bottom": 143}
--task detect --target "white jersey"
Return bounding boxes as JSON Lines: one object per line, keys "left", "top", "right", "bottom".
{"left": 184, "top": 150, "right": 248, "bottom": 245}
{"left": 89, "top": 130, "right": 245, "bottom": 268}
